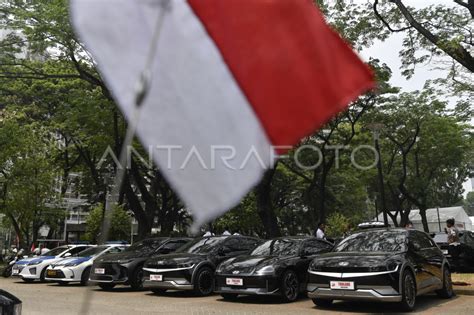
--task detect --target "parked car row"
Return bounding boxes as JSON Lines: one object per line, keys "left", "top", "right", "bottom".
{"left": 12, "top": 228, "right": 454, "bottom": 311}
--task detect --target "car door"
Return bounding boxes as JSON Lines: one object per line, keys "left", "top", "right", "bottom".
{"left": 408, "top": 231, "right": 442, "bottom": 291}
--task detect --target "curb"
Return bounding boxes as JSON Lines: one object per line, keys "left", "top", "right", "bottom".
{"left": 454, "top": 287, "right": 474, "bottom": 296}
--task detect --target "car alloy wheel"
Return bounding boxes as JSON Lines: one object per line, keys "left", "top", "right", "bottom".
{"left": 281, "top": 270, "right": 299, "bottom": 302}
{"left": 400, "top": 271, "right": 416, "bottom": 311}
{"left": 194, "top": 267, "right": 214, "bottom": 296}
{"left": 130, "top": 267, "right": 144, "bottom": 290}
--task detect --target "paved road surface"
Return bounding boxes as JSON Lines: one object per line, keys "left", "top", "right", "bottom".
{"left": 1, "top": 277, "right": 473, "bottom": 314}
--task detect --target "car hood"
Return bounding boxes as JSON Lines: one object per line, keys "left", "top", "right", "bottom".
{"left": 96, "top": 251, "right": 150, "bottom": 263}
{"left": 219, "top": 255, "right": 291, "bottom": 274}
{"left": 51, "top": 256, "right": 92, "bottom": 267}
{"left": 15, "top": 257, "right": 43, "bottom": 265}
{"left": 311, "top": 252, "right": 403, "bottom": 271}
{"left": 145, "top": 253, "right": 207, "bottom": 268}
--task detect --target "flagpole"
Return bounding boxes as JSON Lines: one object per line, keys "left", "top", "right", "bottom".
{"left": 79, "top": 1, "right": 171, "bottom": 314}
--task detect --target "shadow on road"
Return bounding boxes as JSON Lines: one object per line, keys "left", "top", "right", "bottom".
{"left": 310, "top": 294, "right": 460, "bottom": 313}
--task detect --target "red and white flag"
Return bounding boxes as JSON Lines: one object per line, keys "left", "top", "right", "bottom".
{"left": 70, "top": 0, "right": 374, "bottom": 228}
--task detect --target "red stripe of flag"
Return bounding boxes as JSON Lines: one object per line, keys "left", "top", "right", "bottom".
{"left": 188, "top": 0, "right": 375, "bottom": 152}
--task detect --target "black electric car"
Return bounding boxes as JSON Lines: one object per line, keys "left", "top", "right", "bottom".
{"left": 143, "top": 235, "right": 260, "bottom": 296}
{"left": 307, "top": 228, "right": 453, "bottom": 311}
{"left": 432, "top": 231, "right": 474, "bottom": 272}
{"left": 215, "top": 236, "right": 333, "bottom": 302}
{"left": 89, "top": 237, "right": 191, "bottom": 290}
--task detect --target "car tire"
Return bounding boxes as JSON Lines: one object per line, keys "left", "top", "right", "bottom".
{"left": 39, "top": 267, "right": 47, "bottom": 283}
{"left": 193, "top": 266, "right": 214, "bottom": 296}
{"left": 81, "top": 267, "right": 91, "bottom": 286}
{"left": 436, "top": 267, "right": 454, "bottom": 299}
{"left": 98, "top": 283, "right": 116, "bottom": 290}
{"left": 399, "top": 270, "right": 416, "bottom": 312}
{"left": 130, "top": 266, "right": 145, "bottom": 290}
{"left": 220, "top": 293, "right": 238, "bottom": 301}
{"left": 312, "top": 298, "right": 333, "bottom": 307}
{"left": 280, "top": 269, "right": 299, "bottom": 303}
{"left": 151, "top": 288, "right": 167, "bottom": 295}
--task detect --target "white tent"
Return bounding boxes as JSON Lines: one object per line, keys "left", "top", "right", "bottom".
{"left": 376, "top": 206, "right": 472, "bottom": 232}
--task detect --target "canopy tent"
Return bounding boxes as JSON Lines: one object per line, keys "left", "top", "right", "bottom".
{"left": 376, "top": 206, "right": 472, "bottom": 232}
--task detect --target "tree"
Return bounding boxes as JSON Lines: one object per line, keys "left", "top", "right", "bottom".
{"left": 465, "top": 191, "right": 474, "bottom": 216}
{"left": 85, "top": 203, "right": 131, "bottom": 243}
{"left": 372, "top": 0, "right": 474, "bottom": 97}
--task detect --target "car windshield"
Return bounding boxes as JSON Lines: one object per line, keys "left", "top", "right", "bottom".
{"left": 125, "top": 239, "right": 166, "bottom": 254}
{"left": 334, "top": 230, "right": 407, "bottom": 253}
{"left": 251, "top": 239, "right": 301, "bottom": 256}
{"left": 41, "top": 246, "right": 68, "bottom": 256}
{"left": 176, "top": 237, "right": 226, "bottom": 254}
{"left": 75, "top": 246, "right": 108, "bottom": 257}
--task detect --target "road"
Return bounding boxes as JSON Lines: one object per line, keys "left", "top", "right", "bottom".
{"left": 1, "top": 277, "right": 474, "bottom": 315}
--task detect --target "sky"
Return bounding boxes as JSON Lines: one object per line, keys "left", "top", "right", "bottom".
{"left": 357, "top": 0, "right": 473, "bottom": 197}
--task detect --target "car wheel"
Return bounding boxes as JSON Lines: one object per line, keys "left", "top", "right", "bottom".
{"left": 98, "top": 283, "right": 116, "bottom": 290}
{"left": 151, "top": 288, "right": 167, "bottom": 294}
{"left": 193, "top": 267, "right": 214, "bottom": 296}
{"left": 280, "top": 270, "right": 299, "bottom": 302}
{"left": 39, "top": 267, "right": 47, "bottom": 282}
{"left": 220, "top": 293, "right": 238, "bottom": 301}
{"left": 400, "top": 270, "right": 416, "bottom": 312}
{"left": 130, "top": 266, "right": 144, "bottom": 290}
{"left": 312, "top": 298, "right": 333, "bottom": 308}
{"left": 22, "top": 278, "right": 35, "bottom": 283}
{"left": 81, "top": 267, "right": 91, "bottom": 286}
{"left": 436, "top": 267, "right": 454, "bottom": 299}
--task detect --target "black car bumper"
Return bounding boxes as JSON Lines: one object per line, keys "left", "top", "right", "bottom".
{"left": 142, "top": 266, "right": 195, "bottom": 291}
{"left": 214, "top": 274, "right": 280, "bottom": 296}
{"left": 307, "top": 269, "right": 401, "bottom": 302}
{"left": 88, "top": 263, "right": 129, "bottom": 284}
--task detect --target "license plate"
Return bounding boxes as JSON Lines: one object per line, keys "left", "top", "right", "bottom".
{"left": 442, "top": 249, "right": 448, "bottom": 255}
{"left": 150, "top": 274, "right": 163, "bottom": 281}
{"left": 330, "top": 281, "right": 354, "bottom": 290}
{"left": 226, "top": 278, "right": 243, "bottom": 286}
{"left": 47, "top": 270, "right": 57, "bottom": 276}
{"left": 94, "top": 268, "right": 105, "bottom": 274}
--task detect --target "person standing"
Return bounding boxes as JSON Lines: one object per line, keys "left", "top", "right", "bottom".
{"left": 445, "top": 218, "right": 459, "bottom": 244}
{"left": 315, "top": 222, "right": 326, "bottom": 240}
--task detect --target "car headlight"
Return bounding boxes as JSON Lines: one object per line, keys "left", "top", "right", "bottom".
{"left": 177, "top": 262, "right": 194, "bottom": 268}
{"left": 117, "top": 259, "right": 134, "bottom": 265}
{"left": 64, "top": 262, "right": 82, "bottom": 267}
{"left": 255, "top": 265, "right": 275, "bottom": 275}
{"left": 309, "top": 260, "right": 321, "bottom": 271}
{"left": 216, "top": 258, "right": 236, "bottom": 273}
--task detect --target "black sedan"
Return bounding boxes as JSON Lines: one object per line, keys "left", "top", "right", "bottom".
{"left": 432, "top": 231, "right": 474, "bottom": 272}
{"left": 143, "top": 235, "right": 260, "bottom": 296}
{"left": 89, "top": 237, "right": 191, "bottom": 290}
{"left": 215, "top": 236, "right": 333, "bottom": 302}
{"left": 307, "top": 228, "right": 453, "bottom": 311}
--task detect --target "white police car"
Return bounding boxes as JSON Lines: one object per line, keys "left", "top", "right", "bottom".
{"left": 45, "top": 244, "right": 127, "bottom": 285}
{"left": 17, "top": 245, "right": 92, "bottom": 282}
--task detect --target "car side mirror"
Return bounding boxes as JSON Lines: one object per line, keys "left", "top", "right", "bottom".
{"left": 218, "top": 246, "right": 231, "bottom": 256}
{"left": 411, "top": 243, "right": 421, "bottom": 252}
{"left": 157, "top": 247, "right": 172, "bottom": 254}
{"left": 63, "top": 252, "right": 72, "bottom": 257}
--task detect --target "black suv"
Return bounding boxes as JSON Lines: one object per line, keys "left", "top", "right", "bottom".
{"left": 143, "top": 235, "right": 260, "bottom": 296}
{"left": 432, "top": 230, "right": 474, "bottom": 272}
{"left": 89, "top": 237, "right": 191, "bottom": 290}
{"left": 307, "top": 228, "right": 453, "bottom": 311}
{"left": 215, "top": 236, "right": 333, "bottom": 302}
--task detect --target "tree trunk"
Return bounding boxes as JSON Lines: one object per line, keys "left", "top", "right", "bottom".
{"left": 255, "top": 168, "right": 281, "bottom": 238}
{"left": 419, "top": 207, "right": 430, "bottom": 232}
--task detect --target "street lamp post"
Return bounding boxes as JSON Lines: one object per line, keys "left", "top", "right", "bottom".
{"left": 367, "top": 123, "right": 388, "bottom": 227}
